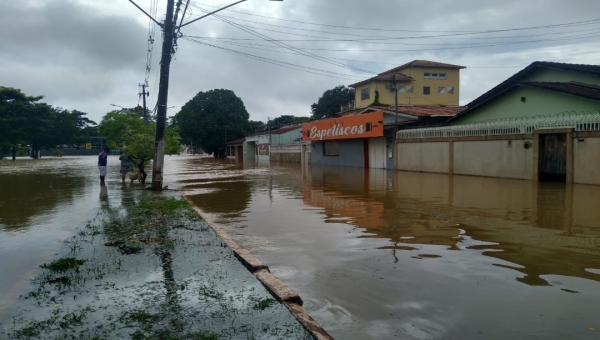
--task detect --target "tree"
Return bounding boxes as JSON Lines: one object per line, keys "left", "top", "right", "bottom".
{"left": 176, "top": 89, "right": 249, "bottom": 157}
{"left": 310, "top": 85, "right": 355, "bottom": 120}
{"left": 267, "top": 115, "right": 311, "bottom": 129}
{"left": 0, "top": 87, "right": 96, "bottom": 160}
{"left": 98, "top": 111, "right": 180, "bottom": 183}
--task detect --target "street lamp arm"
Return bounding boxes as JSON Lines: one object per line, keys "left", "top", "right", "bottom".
{"left": 178, "top": 0, "right": 247, "bottom": 28}
{"left": 127, "top": 0, "right": 163, "bottom": 27}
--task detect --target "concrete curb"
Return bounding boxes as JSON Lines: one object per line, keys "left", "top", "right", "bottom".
{"left": 184, "top": 197, "right": 334, "bottom": 340}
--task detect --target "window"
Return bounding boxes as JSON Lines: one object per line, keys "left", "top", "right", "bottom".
{"left": 323, "top": 141, "right": 339, "bottom": 156}
{"left": 424, "top": 73, "right": 447, "bottom": 79}
{"left": 438, "top": 86, "right": 445, "bottom": 94}
{"left": 406, "top": 86, "right": 414, "bottom": 93}
{"left": 423, "top": 86, "right": 430, "bottom": 95}
{"left": 361, "top": 87, "right": 370, "bottom": 100}
{"left": 385, "top": 84, "right": 405, "bottom": 92}
{"left": 447, "top": 86, "right": 455, "bottom": 94}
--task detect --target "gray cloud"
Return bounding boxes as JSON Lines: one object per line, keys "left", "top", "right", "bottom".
{"left": 1, "top": 0, "right": 599, "bottom": 123}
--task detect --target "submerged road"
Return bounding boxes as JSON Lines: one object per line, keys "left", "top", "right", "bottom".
{"left": 1, "top": 155, "right": 600, "bottom": 339}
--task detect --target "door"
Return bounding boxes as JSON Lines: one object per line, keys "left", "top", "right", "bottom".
{"left": 237, "top": 145, "right": 243, "bottom": 163}
{"left": 368, "top": 137, "right": 386, "bottom": 169}
{"left": 538, "top": 134, "right": 566, "bottom": 182}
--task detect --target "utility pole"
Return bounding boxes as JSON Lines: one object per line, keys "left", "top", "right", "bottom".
{"left": 127, "top": 0, "right": 284, "bottom": 190}
{"left": 139, "top": 83, "right": 149, "bottom": 124}
{"left": 152, "top": 0, "right": 175, "bottom": 190}
{"left": 393, "top": 74, "right": 398, "bottom": 139}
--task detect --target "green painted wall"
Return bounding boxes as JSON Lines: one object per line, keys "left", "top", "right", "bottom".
{"left": 528, "top": 68, "right": 600, "bottom": 86}
{"left": 453, "top": 87, "right": 600, "bottom": 124}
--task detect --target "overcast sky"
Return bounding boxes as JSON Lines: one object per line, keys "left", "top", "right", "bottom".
{"left": 1, "top": 0, "right": 599, "bottom": 124}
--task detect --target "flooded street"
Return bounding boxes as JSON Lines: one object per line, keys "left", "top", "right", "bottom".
{"left": 1, "top": 156, "right": 600, "bottom": 339}
{"left": 179, "top": 159, "right": 600, "bottom": 340}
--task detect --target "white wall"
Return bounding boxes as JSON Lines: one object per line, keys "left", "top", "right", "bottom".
{"left": 453, "top": 140, "right": 533, "bottom": 180}
{"left": 574, "top": 137, "right": 600, "bottom": 185}
{"left": 397, "top": 142, "right": 449, "bottom": 173}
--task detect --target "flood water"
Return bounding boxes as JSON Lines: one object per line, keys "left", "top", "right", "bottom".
{"left": 1, "top": 156, "right": 600, "bottom": 339}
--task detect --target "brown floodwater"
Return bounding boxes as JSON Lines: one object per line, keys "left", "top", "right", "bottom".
{"left": 1, "top": 156, "right": 600, "bottom": 339}
{"left": 177, "top": 158, "right": 600, "bottom": 340}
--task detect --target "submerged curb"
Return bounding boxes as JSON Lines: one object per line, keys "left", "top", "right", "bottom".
{"left": 185, "top": 197, "right": 334, "bottom": 340}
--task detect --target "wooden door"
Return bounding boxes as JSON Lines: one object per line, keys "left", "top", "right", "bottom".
{"left": 368, "top": 137, "right": 386, "bottom": 169}
{"left": 538, "top": 134, "right": 566, "bottom": 182}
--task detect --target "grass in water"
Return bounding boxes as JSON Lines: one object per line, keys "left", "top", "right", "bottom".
{"left": 40, "top": 258, "right": 85, "bottom": 272}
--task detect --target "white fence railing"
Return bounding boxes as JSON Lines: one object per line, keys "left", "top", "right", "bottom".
{"left": 397, "top": 112, "right": 600, "bottom": 139}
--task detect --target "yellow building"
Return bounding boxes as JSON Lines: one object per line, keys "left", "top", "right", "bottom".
{"left": 348, "top": 60, "right": 466, "bottom": 109}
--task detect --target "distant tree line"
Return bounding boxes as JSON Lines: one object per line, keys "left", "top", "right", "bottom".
{"left": 174, "top": 86, "right": 354, "bottom": 157}
{"left": 0, "top": 86, "right": 97, "bottom": 160}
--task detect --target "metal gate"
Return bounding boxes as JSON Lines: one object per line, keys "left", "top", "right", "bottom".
{"left": 538, "top": 134, "right": 566, "bottom": 182}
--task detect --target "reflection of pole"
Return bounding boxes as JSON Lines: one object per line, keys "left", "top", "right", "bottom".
{"left": 152, "top": 0, "right": 175, "bottom": 190}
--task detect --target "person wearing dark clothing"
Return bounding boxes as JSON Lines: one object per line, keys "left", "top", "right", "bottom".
{"left": 98, "top": 147, "right": 109, "bottom": 185}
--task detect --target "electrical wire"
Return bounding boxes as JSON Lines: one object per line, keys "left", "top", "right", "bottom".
{"left": 190, "top": 2, "right": 600, "bottom": 34}
{"left": 189, "top": 3, "right": 377, "bottom": 75}
{"left": 183, "top": 37, "right": 366, "bottom": 80}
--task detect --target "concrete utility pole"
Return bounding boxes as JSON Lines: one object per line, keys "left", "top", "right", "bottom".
{"left": 129, "top": 0, "right": 283, "bottom": 190}
{"left": 393, "top": 74, "right": 398, "bottom": 138}
{"left": 152, "top": 0, "right": 176, "bottom": 190}
{"left": 139, "top": 83, "right": 149, "bottom": 124}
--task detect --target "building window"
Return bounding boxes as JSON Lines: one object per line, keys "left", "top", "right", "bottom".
{"left": 424, "top": 73, "right": 447, "bottom": 79}
{"left": 361, "top": 88, "right": 370, "bottom": 100}
{"left": 385, "top": 84, "right": 406, "bottom": 93}
{"left": 423, "top": 86, "right": 430, "bottom": 95}
{"left": 447, "top": 86, "right": 455, "bottom": 94}
{"left": 438, "top": 86, "right": 445, "bottom": 94}
{"left": 323, "top": 141, "right": 339, "bottom": 156}
{"left": 406, "top": 86, "right": 414, "bottom": 93}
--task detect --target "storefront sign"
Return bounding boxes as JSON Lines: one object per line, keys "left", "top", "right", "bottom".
{"left": 301, "top": 111, "right": 384, "bottom": 141}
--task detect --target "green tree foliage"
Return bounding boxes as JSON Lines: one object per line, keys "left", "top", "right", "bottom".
{"left": 0, "top": 86, "right": 96, "bottom": 160}
{"left": 98, "top": 111, "right": 180, "bottom": 183}
{"left": 267, "top": 115, "right": 311, "bottom": 129}
{"left": 176, "top": 89, "right": 250, "bottom": 157}
{"left": 310, "top": 85, "right": 355, "bottom": 120}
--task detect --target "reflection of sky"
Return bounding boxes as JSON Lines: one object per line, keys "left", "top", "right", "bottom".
{"left": 176, "top": 159, "right": 600, "bottom": 340}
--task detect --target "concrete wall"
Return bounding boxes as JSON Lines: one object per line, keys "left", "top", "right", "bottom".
{"left": 574, "top": 137, "right": 600, "bottom": 185}
{"left": 397, "top": 142, "right": 449, "bottom": 173}
{"left": 272, "top": 128, "right": 302, "bottom": 145}
{"left": 270, "top": 144, "right": 302, "bottom": 163}
{"left": 353, "top": 67, "right": 461, "bottom": 107}
{"left": 311, "top": 139, "right": 365, "bottom": 168}
{"left": 453, "top": 139, "right": 534, "bottom": 180}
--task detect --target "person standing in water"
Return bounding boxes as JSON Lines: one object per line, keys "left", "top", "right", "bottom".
{"left": 119, "top": 150, "right": 135, "bottom": 184}
{"left": 98, "top": 147, "right": 109, "bottom": 185}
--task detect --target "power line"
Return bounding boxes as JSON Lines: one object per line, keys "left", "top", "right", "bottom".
{"left": 188, "top": 11, "right": 600, "bottom": 42}
{"left": 190, "top": 3, "right": 600, "bottom": 34}
{"left": 186, "top": 30, "right": 600, "bottom": 53}
{"left": 189, "top": 3, "right": 377, "bottom": 75}
{"left": 183, "top": 37, "right": 365, "bottom": 80}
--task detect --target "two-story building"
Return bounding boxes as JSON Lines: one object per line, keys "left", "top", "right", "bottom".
{"left": 349, "top": 60, "right": 466, "bottom": 109}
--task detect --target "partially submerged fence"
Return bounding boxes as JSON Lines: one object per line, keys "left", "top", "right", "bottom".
{"left": 396, "top": 112, "right": 600, "bottom": 139}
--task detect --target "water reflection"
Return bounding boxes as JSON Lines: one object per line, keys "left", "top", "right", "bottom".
{"left": 178, "top": 159, "right": 600, "bottom": 339}
{"left": 303, "top": 167, "right": 600, "bottom": 286}
{"left": 0, "top": 171, "right": 86, "bottom": 229}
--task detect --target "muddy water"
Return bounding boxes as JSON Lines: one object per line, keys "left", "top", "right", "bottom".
{"left": 0, "top": 156, "right": 160, "bottom": 318}
{"left": 2, "top": 156, "right": 599, "bottom": 339}
{"left": 178, "top": 159, "right": 600, "bottom": 340}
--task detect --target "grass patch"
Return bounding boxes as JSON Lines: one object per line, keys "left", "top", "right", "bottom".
{"left": 252, "top": 298, "right": 276, "bottom": 311}
{"left": 134, "top": 197, "right": 190, "bottom": 215}
{"left": 40, "top": 258, "right": 85, "bottom": 272}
